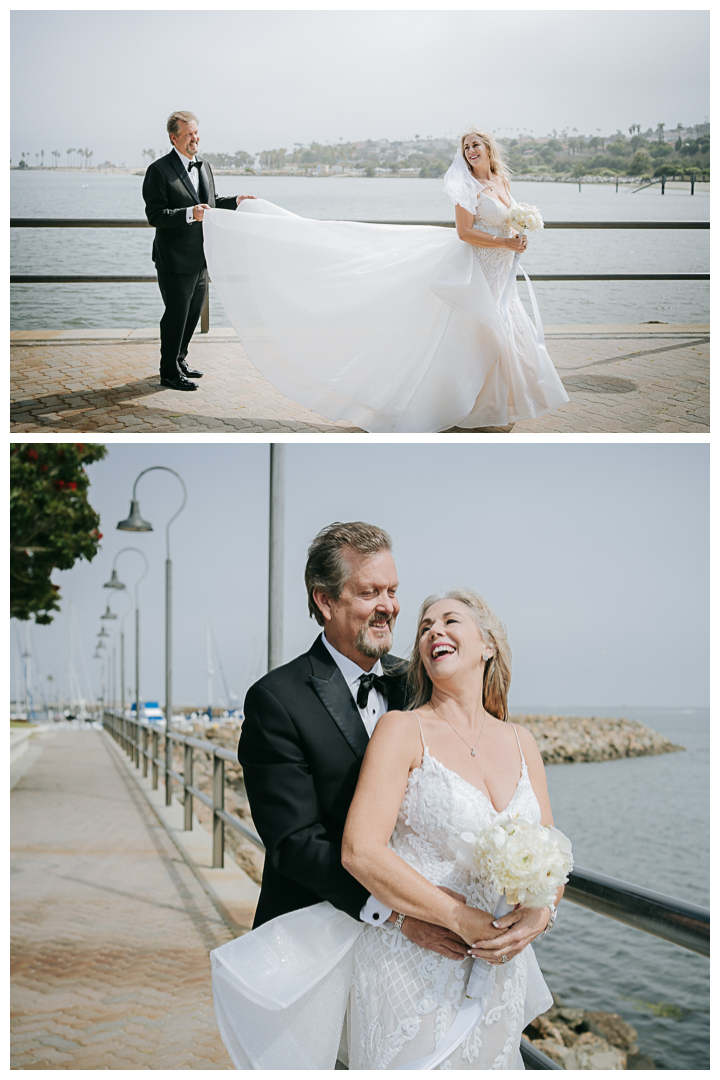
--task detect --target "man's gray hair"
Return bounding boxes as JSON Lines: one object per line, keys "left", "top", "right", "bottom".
{"left": 305, "top": 522, "right": 393, "bottom": 625}
{"left": 167, "top": 111, "right": 198, "bottom": 140}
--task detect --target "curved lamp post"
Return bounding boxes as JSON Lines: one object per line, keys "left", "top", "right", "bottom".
{"left": 101, "top": 604, "right": 118, "bottom": 710}
{"left": 104, "top": 547, "right": 148, "bottom": 733}
{"left": 117, "top": 467, "right": 187, "bottom": 805}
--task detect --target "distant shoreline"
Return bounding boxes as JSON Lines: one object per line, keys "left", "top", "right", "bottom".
{"left": 9, "top": 166, "right": 710, "bottom": 190}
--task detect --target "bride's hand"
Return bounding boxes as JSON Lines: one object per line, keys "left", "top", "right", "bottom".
{"left": 453, "top": 903, "right": 505, "bottom": 949}
{"left": 468, "top": 904, "right": 550, "bottom": 964}
{"left": 506, "top": 232, "right": 528, "bottom": 253}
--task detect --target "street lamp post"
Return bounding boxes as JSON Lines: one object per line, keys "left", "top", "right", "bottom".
{"left": 104, "top": 547, "right": 148, "bottom": 754}
{"left": 268, "top": 444, "right": 285, "bottom": 671}
{"left": 117, "top": 467, "right": 187, "bottom": 806}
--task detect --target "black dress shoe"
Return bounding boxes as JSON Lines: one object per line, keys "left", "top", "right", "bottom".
{"left": 160, "top": 374, "right": 198, "bottom": 391}
{"left": 178, "top": 361, "right": 203, "bottom": 379}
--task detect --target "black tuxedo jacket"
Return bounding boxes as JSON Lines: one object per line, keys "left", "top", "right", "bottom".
{"left": 238, "top": 635, "right": 408, "bottom": 928}
{"left": 142, "top": 150, "right": 238, "bottom": 274}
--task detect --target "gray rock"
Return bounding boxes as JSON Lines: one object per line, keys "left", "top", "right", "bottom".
{"left": 555, "top": 1007, "right": 586, "bottom": 1028}
{"left": 573, "top": 1032, "right": 627, "bottom": 1069}
{"left": 583, "top": 1011, "right": 639, "bottom": 1054}
{"left": 627, "top": 1052, "right": 658, "bottom": 1069}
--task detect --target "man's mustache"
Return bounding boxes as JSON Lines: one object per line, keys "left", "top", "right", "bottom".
{"left": 367, "top": 614, "right": 395, "bottom": 628}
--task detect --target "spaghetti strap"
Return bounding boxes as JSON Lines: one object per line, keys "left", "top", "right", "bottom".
{"left": 412, "top": 711, "right": 429, "bottom": 754}
{"left": 510, "top": 723, "right": 526, "bottom": 768}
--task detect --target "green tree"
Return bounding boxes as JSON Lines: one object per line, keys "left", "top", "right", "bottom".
{"left": 630, "top": 150, "right": 652, "bottom": 176}
{"left": 10, "top": 443, "right": 107, "bottom": 624}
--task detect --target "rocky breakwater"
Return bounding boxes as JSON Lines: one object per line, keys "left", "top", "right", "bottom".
{"left": 523, "top": 996, "right": 656, "bottom": 1069}
{"left": 509, "top": 714, "right": 683, "bottom": 765}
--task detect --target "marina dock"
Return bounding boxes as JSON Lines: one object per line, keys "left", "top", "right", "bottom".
{"left": 10, "top": 323, "right": 709, "bottom": 434}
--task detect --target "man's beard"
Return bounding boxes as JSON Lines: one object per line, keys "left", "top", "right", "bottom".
{"left": 354, "top": 614, "right": 395, "bottom": 658}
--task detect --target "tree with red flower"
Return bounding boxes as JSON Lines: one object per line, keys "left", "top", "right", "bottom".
{"left": 10, "top": 443, "right": 107, "bottom": 624}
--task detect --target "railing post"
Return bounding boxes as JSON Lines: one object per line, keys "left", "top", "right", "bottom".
{"left": 213, "top": 752, "right": 225, "bottom": 869}
{"left": 691, "top": 173, "right": 696, "bottom": 195}
{"left": 183, "top": 742, "right": 194, "bottom": 830}
{"left": 152, "top": 730, "right": 159, "bottom": 789}
{"left": 141, "top": 726, "right": 148, "bottom": 778}
{"left": 165, "top": 731, "right": 172, "bottom": 806}
{"left": 201, "top": 282, "right": 210, "bottom": 333}
{"left": 134, "top": 718, "right": 140, "bottom": 768}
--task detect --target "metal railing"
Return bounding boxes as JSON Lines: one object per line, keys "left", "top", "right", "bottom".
{"left": 11, "top": 219, "right": 710, "bottom": 334}
{"left": 103, "top": 709, "right": 708, "bottom": 1070}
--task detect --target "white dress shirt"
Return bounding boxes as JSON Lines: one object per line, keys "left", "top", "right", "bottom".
{"left": 321, "top": 632, "right": 393, "bottom": 927}
{"left": 321, "top": 632, "right": 388, "bottom": 737}
{"left": 173, "top": 146, "right": 241, "bottom": 223}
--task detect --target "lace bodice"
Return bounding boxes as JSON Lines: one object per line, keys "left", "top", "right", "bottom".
{"left": 473, "top": 187, "right": 516, "bottom": 236}
{"left": 348, "top": 727, "right": 541, "bottom": 1070}
{"left": 392, "top": 743, "right": 541, "bottom": 914}
{"left": 471, "top": 187, "right": 517, "bottom": 295}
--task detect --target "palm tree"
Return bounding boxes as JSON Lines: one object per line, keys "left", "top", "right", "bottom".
{"left": 657, "top": 123, "right": 665, "bottom": 142}
{"left": 52, "top": 149, "right": 60, "bottom": 168}
{"left": 67, "top": 148, "right": 73, "bottom": 167}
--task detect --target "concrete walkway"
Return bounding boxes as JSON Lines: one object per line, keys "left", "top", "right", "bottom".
{"left": 10, "top": 728, "right": 237, "bottom": 1069}
{"left": 10, "top": 324, "right": 709, "bottom": 434}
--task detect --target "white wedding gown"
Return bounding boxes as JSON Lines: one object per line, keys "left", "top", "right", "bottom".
{"left": 202, "top": 189, "right": 568, "bottom": 433}
{"left": 211, "top": 725, "right": 552, "bottom": 1070}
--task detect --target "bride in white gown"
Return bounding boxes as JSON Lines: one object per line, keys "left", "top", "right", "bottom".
{"left": 202, "top": 128, "right": 568, "bottom": 433}
{"left": 211, "top": 591, "right": 562, "bottom": 1069}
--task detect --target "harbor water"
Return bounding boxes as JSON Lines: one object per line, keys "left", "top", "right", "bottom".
{"left": 11, "top": 171, "right": 709, "bottom": 331}
{"left": 523, "top": 705, "right": 709, "bottom": 1070}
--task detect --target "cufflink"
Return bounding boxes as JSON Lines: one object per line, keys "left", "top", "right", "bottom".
{"left": 372, "top": 912, "right": 380, "bottom": 920}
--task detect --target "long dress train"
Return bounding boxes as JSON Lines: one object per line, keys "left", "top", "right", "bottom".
{"left": 202, "top": 192, "right": 568, "bottom": 433}
{"left": 210, "top": 724, "right": 553, "bottom": 1069}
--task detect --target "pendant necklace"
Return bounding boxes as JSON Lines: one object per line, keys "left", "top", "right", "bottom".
{"left": 430, "top": 700, "right": 486, "bottom": 757}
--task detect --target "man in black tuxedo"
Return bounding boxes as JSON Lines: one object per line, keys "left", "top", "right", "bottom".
{"left": 239, "top": 521, "right": 467, "bottom": 960}
{"left": 142, "top": 110, "right": 255, "bottom": 391}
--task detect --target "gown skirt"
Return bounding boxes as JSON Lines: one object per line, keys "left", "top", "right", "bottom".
{"left": 202, "top": 199, "right": 569, "bottom": 433}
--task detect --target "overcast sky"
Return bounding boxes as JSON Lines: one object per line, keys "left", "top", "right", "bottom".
{"left": 11, "top": 442, "right": 709, "bottom": 714}
{"left": 11, "top": 9, "right": 709, "bottom": 165}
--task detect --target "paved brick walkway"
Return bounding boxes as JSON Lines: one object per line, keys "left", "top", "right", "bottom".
{"left": 10, "top": 324, "right": 709, "bottom": 434}
{"left": 10, "top": 729, "right": 234, "bottom": 1069}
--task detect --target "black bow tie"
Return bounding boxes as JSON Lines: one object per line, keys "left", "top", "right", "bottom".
{"left": 188, "top": 159, "right": 203, "bottom": 172}
{"left": 356, "top": 672, "right": 389, "bottom": 710}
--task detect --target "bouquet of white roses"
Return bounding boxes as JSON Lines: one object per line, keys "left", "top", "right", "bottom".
{"left": 456, "top": 815, "right": 573, "bottom": 908}
{"left": 507, "top": 202, "right": 544, "bottom": 233}
{"left": 455, "top": 816, "right": 572, "bottom": 1005}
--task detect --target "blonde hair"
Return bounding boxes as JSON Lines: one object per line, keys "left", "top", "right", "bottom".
{"left": 406, "top": 589, "right": 512, "bottom": 720}
{"left": 460, "top": 127, "right": 511, "bottom": 182}
{"left": 167, "top": 111, "right": 198, "bottom": 141}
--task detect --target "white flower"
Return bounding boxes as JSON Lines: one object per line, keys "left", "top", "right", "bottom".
{"left": 507, "top": 202, "right": 544, "bottom": 234}
{"left": 456, "top": 816, "right": 573, "bottom": 908}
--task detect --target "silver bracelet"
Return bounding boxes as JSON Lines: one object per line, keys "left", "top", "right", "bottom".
{"left": 394, "top": 912, "right": 406, "bottom": 930}
{"left": 536, "top": 901, "right": 557, "bottom": 939}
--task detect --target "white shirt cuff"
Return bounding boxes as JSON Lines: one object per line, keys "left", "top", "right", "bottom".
{"left": 360, "top": 895, "right": 393, "bottom": 925}
{"left": 186, "top": 206, "right": 195, "bottom": 224}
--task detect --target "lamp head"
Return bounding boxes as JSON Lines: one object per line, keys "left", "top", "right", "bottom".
{"left": 98, "top": 627, "right": 109, "bottom": 638}
{"left": 117, "top": 500, "right": 153, "bottom": 532}
{"left": 104, "top": 569, "right": 126, "bottom": 590}
{"left": 101, "top": 604, "right": 117, "bottom": 620}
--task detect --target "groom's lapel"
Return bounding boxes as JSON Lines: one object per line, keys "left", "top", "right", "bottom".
{"left": 382, "top": 657, "right": 408, "bottom": 713}
{"left": 198, "top": 163, "right": 211, "bottom": 205}
{"left": 308, "top": 637, "right": 369, "bottom": 759}
{"left": 169, "top": 151, "right": 199, "bottom": 203}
